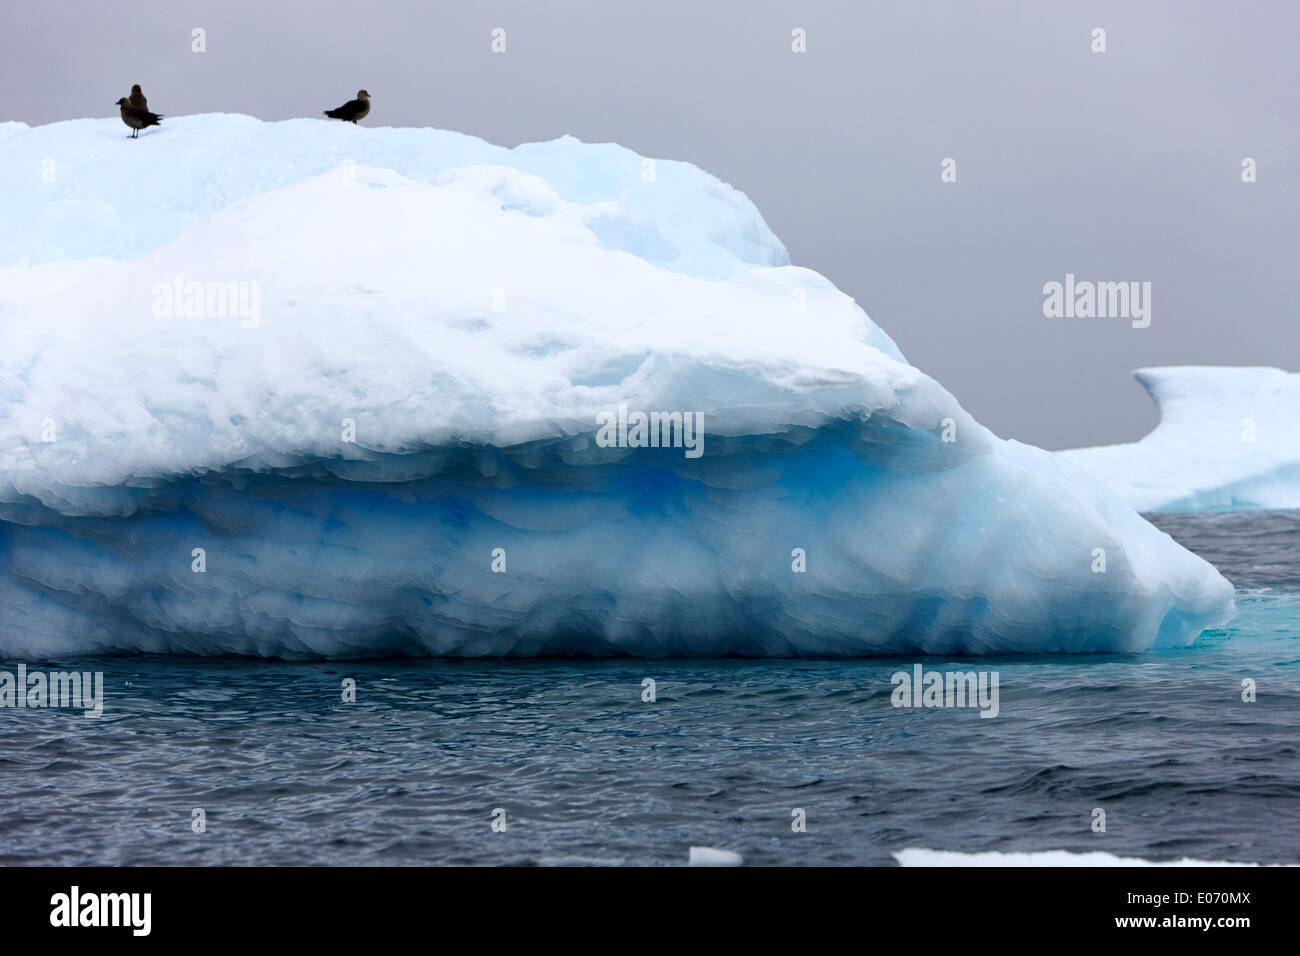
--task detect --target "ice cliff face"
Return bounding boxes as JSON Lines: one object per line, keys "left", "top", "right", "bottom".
{"left": 1062, "top": 367, "right": 1300, "bottom": 513}
{"left": 0, "top": 115, "right": 1233, "bottom": 658}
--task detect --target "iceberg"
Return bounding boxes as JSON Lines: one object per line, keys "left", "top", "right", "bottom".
{"left": 0, "top": 115, "right": 1233, "bottom": 658}
{"left": 1061, "top": 367, "right": 1300, "bottom": 513}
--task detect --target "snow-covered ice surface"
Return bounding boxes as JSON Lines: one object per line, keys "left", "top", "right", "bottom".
{"left": 1061, "top": 367, "right": 1300, "bottom": 513}
{"left": 0, "top": 115, "right": 1233, "bottom": 658}
{"left": 0, "top": 115, "right": 792, "bottom": 279}
{"left": 893, "top": 849, "right": 1279, "bottom": 867}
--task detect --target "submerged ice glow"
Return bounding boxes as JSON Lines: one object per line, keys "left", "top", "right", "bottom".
{"left": 0, "top": 115, "right": 1234, "bottom": 658}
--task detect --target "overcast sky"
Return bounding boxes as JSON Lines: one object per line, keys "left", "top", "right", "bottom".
{"left": 3, "top": 0, "right": 1296, "bottom": 449}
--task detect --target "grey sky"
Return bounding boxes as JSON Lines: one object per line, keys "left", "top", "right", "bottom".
{"left": 4, "top": 0, "right": 1296, "bottom": 449}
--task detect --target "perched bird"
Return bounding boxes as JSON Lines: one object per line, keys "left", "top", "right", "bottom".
{"left": 128, "top": 84, "right": 148, "bottom": 111}
{"left": 323, "top": 90, "right": 370, "bottom": 124}
{"left": 116, "top": 97, "right": 162, "bottom": 137}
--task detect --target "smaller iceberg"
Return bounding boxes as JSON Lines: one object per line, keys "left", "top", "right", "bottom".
{"left": 1061, "top": 367, "right": 1300, "bottom": 513}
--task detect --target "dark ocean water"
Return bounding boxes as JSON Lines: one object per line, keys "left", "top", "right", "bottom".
{"left": 1, "top": 512, "right": 1296, "bottom": 866}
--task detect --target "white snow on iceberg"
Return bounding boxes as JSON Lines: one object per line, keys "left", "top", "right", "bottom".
{"left": 1062, "top": 367, "right": 1300, "bottom": 513}
{"left": 0, "top": 114, "right": 790, "bottom": 280}
{"left": 0, "top": 115, "right": 1233, "bottom": 658}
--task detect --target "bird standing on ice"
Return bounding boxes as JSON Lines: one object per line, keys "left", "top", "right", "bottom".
{"left": 323, "top": 90, "right": 371, "bottom": 124}
{"left": 116, "top": 97, "right": 162, "bottom": 137}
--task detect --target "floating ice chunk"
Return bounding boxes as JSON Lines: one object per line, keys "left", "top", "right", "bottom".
{"left": 689, "top": 847, "right": 744, "bottom": 867}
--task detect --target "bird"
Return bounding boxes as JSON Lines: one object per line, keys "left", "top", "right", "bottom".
{"left": 128, "top": 84, "right": 148, "bottom": 111}
{"left": 323, "top": 90, "right": 370, "bottom": 124}
{"left": 116, "top": 98, "right": 162, "bottom": 137}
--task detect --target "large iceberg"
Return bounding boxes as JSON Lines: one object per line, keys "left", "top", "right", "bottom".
{"left": 0, "top": 115, "right": 1233, "bottom": 658}
{"left": 1062, "top": 367, "right": 1300, "bottom": 513}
